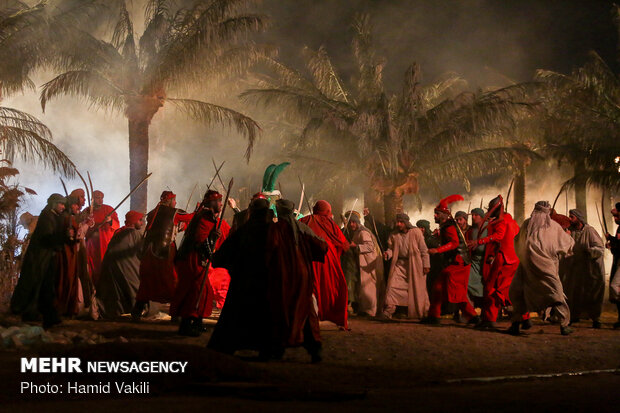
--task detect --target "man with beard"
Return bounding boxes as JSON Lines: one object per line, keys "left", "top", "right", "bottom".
{"left": 508, "top": 201, "right": 575, "bottom": 336}
{"left": 564, "top": 209, "right": 606, "bottom": 328}
{"left": 468, "top": 196, "right": 526, "bottom": 330}
{"left": 208, "top": 198, "right": 273, "bottom": 355}
{"left": 300, "top": 201, "right": 350, "bottom": 329}
{"left": 85, "top": 190, "right": 120, "bottom": 286}
{"left": 96, "top": 211, "right": 145, "bottom": 319}
{"left": 424, "top": 195, "right": 479, "bottom": 325}
{"left": 605, "top": 202, "right": 620, "bottom": 329}
{"left": 382, "top": 214, "right": 430, "bottom": 320}
{"left": 455, "top": 211, "right": 470, "bottom": 234}
{"left": 346, "top": 214, "right": 382, "bottom": 316}
{"left": 266, "top": 199, "right": 327, "bottom": 363}
{"left": 11, "top": 194, "right": 66, "bottom": 328}
{"left": 171, "top": 190, "right": 230, "bottom": 336}
{"left": 132, "top": 191, "right": 194, "bottom": 320}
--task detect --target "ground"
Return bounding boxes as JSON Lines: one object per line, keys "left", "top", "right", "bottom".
{"left": 1, "top": 309, "right": 619, "bottom": 412}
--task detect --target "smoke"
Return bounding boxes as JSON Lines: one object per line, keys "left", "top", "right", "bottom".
{"left": 5, "top": 0, "right": 618, "bottom": 229}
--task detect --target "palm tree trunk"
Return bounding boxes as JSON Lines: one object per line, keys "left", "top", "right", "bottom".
{"left": 331, "top": 188, "right": 344, "bottom": 226}
{"left": 128, "top": 117, "right": 150, "bottom": 212}
{"left": 574, "top": 161, "right": 587, "bottom": 221}
{"left": 513, "top": 162, "right": 526, "bottom": 224}
{"left": 383, "top": 190, "right": 403, "bottom": 225}
{"left": 364, "top": 186, "right": 384, "bottom": 224}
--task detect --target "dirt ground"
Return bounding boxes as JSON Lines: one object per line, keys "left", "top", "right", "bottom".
{"left": 1, "top": 309, "right": 619, "bottom": 412}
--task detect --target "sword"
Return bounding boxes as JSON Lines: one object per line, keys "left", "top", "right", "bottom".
{"left": 75, "top": 170, "right": 91, "bottom": 211}
{"left": 87, "top": 171, "right": 95, "bottom": 215}
{"left": 207, "top": 161, "right": 225, "bottom": 191}
{"left": 343, "top": 198, "right": 359, "bottom": 236}
{"left": 296, "top": 182, "right": 305, "bottom": 218}
{"left": 211, "top": 158, "right": 227, "bottom": 193}
{"left": 195, "top": 177, "right": 234, "bottom": 311}
{"left": 505, "top": 178, "right": 514, "bottom": 213}
{"left": 298, "top": 176, "right": 313, "bottom": 216}
{"left": 601, "top": 190, "right": 609, "bottom": 235}
{"left": 88, "top": 173, "right": 152, "bottom": 235}
{"left": 59, "top": 178, "right": 68, "bottom": 197}
{"left": 185, "top": 183, "right": 198, "bottom": 212}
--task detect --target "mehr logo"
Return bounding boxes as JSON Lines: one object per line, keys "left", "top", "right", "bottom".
{"left": 21, "top": 358, "right": 82, "bottom": 373}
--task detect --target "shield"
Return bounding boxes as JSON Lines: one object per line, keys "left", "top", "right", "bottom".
{"left": 142, "top": 205, "right": 177, "bottom": 259}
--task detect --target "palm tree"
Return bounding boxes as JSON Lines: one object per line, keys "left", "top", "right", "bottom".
{"left": 0, "top": 0, "right": 76, "bottom": 176}
{"left": 242, "top": 13, "right": 540, "bottom": 223}
{"left": 40, "top": 0, "right": 267, "bottom": 211}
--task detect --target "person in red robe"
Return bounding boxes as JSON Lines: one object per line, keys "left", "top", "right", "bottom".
{"left": 56, "top": 196, "right": 92, "bottom": 317}
{"left": 300, "top": 200, "right": 350, "bottom": 329}
{"left": 132, "top": 191, "right": 194, "bottom": 319}
{"left": 267, "top": 199, "right": 328, "bottom": 363}
{"left": 468, "top": 195, "right": 529, "bottom": 330}
{"left": 171, "top": 190, "right": 230, "bottom": 336}
{"left": 424, "top": 195, "right": 480, "bottom": 325}
{"left": 85, "top": 190, "right": 120, "bottom": 286}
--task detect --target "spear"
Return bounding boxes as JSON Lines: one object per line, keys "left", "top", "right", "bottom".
{"left": 480, "top": 198, "right": 483, "bottom": 208}
{"left": 601, "top": 190, "right": 609, "bottom": 235}
{"left": 195, "top": 177, "right": 233, "bottom": 311}
{"left": 211, "top": 158, "right": 227, "bottom": 193}
{"left": 207, "top": 161, "right": 225, "bottom": 191}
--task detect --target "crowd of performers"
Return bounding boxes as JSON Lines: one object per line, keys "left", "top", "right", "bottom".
{"left": 9, "top": 164, "right": 620, "bottom": 362}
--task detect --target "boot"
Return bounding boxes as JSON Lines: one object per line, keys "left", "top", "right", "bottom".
{"left": 421, "top": 316, "right": 440, "bottom": 325}
{"left": 507, "top": 321, "right": 521, "bottom": 336}
{"left": 521, "top": 319, "right": 533, "bottom": 330}
{"left": 560, "top": 326, "right": 574, "bottom": 336}
{"left": 467, "top": 315, "right": 481, "bottom": 325}
{"left": 592, "top": 320, "right": 602, "bottom": 329}
{"left": 131, "top": 301, "right": 147, "bottom": 321}
{"left": 178, "top": 318, "right": 201, "bottom": 337}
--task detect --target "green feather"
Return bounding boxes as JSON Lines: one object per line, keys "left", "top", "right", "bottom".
{"left": 262, "top": 164, "right": 277, "bottom": 191}
{"left": 264, "top": 162, "right": 290, "bottom": 192}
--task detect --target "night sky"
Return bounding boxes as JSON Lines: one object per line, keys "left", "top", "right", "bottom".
{"left": 261, "top": 0, "right": 618, "bottom": 89}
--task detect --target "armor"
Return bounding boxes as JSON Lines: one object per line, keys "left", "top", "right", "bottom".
{"left": 142, "top": 204, "right": 178, "bottom": 259}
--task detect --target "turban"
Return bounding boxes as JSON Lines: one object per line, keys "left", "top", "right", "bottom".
{"left": 252, "top": 192, "right": 267, "bottom": 200}
{"left": 93, "top": 190, "right": 104, "bottom": 197}
{"left": 551, "top": 211, "right": 571, "bottom": 230}
{"left": 160, "top": 191, "right": 176, "bottom": 202}
{"left": 65, "top": 195, "right": 80, "bottom": 207}
{"left": 47, "top": 193, "right": 66, "bottom": 208}
{"left": 250, "top": 198, "right": 270, "bottom": 211}
{"left": 534, "top": 200, "right": 551, "bottom": 214}
{"left": 396, "top": 213, "right": 414, "bottom": 229}
{"left": 125, "top": 210, "right": 144, "bottom": 226}
{"left": 416, "top": 219, "right": 431, "bottom": 232}
{"left": 348, "top": 214, "right": 361, "bottom": 225}
{"left": 313, "top": 200, "right": 332, "bottom": 216}
{"left": 435, "top": 194, "right": 464, "bottom": 214}
{"left": 276, "top": 199, "right": 295, "bottom": 214}
{"left": 569, "top": 208, "right": 586, "bottom": 225}
{"left": 471, "top": 208, "right": 485, "bottom": 217}
{"left": 70, "top": 189, "right": 84, "bottom": 198}
{"left": 203, "top": 190, "right": 222, "bottom": 202}
{"left": 454, "top": 211, "right": 468, "bottom": 220}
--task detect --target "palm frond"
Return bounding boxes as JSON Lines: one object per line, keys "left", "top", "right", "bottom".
{"left": 40, "top": 70, "right": 126, "bottom": 113}
{"left": 303, "top": 45, "right": 350, "bottom": 102}
{"left": 0, "top": 106, "right": 76, "bottom": 177}
{"left": 167, "top": 97, "right": 260, "bottom": 159}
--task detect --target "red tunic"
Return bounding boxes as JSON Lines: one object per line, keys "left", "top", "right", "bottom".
{"left": 56, "top": 214, "right": 82, "bottom": 316}
{"left": 300, "top": 214, "right": 349, "bottom": 328}
{"left": 170, "top": 215, "right": 230, "bottom": 319}
{"left": 435, "top": 223, "right": 470, "bottom": 303}
{"left": 86, "top": 204, "right": 119, "bottom": 285}
{"left": 135, "top": 209, "right": 194, "bottom": 303}
{"left": 478, "top": 213, "right": 520, "bottom": 304}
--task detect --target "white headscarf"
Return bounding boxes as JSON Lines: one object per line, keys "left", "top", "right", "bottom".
{"left": 528, "top": 200, "right": 552, "bottom": 236}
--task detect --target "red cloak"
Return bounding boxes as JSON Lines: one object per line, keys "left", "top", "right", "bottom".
{"left": 135, "top": 208, "right": 194, "bottom": 303}
{"left": 435, "top": 223, "right": 471, "bottom": 303}
{"left": 170, "top": 213, "right": 230, "bottom": 319}
{"left": 266, "top": 218, "right": 327, "bottom": 347}
{"left": 300, "top": 207, "right": 349, "bottom": 328}
{"left": 86, "top": 204, "right": 119, "bottom": 285}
